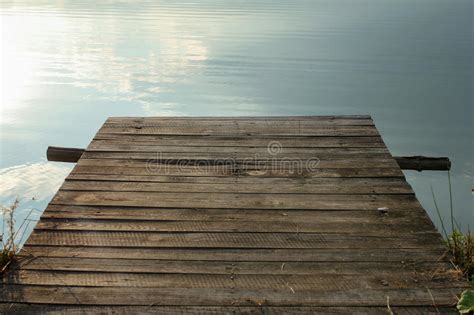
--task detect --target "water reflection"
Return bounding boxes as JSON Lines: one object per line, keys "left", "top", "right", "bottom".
{"left": 0, "top": 162, "right": 72, "bottom": 243}
{"left": 0, "top": 0, "right": 472, "bottom": 243}
{"left": 1, "top": 11, "right": 210, "bottom": 112}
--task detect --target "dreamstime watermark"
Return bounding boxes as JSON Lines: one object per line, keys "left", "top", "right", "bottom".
{"left": 267, "top": 140, "right": 283, "bottom": 155}
{"left": 146, "top": 141, "right": 320, "bottom": 175}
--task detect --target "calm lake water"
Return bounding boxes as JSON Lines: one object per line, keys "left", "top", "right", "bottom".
{"left": 1, "top": 0, "right": 472, "bottom": 242}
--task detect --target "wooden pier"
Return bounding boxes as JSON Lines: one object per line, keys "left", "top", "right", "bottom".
{"left": 1, "top": 116, "right": 465, "bottom": 313}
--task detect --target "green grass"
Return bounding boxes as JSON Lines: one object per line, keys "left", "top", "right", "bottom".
{"left": 457, "top": 290, "right": 474, "bottom": 314}
{"left": 1, "top": 198, "right": 38, "bottom": 273}
{"left": 430, "top": 172, "right": 473, "bottom": 312}
{"left": 431, "top": 171, "right": 473, "bottom": 282}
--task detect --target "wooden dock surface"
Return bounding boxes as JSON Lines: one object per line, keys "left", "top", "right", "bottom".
{"left": 1, "top": 116, "right": 465, "bottom": 314}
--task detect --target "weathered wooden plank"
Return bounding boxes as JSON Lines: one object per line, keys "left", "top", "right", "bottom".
{"left": 51, "top": 191, "right": 420, "bottom": 210}
{"left": 0, "top": 286, "right": 460, "bottom": 306}
{"left": 41, "top": 205, "right": 432, "bottom": 223}
{"left": 39, "top": 210, "right": 436, "bottom": 237}
{"left": 107, "top": 115, "right": 373, "bottom": 121}
{"left": 66, "top": 173, "right": 409, "bottom": 185}
{"left": 86, "top": 142, "right": 389, "bottom": 154}
{"left": 101, "top": 124, "right": 379, "bottom": 131}
{"left": 104, "top": 118, "right": 375, "bottom": 128}
{"left": 92, "top": 135, "right": 386, "bottom": 148}
{"left": 0, "top": 304, "right": 458, "bottom": 315}
{"left": 60, "top": 179, "right": 412, "bottom": 194}
{"left": 105, "top": 116, "right": 374, "bottom": 124}
{"left": 97, "top": 126, "right": 380, "bottom": 136}
{"left": 83, "top": 152, "right": 392, "bottom": 162}
{"left": 14, "top": 258, "right": 451, "bottom": 276}
{"left": 5, "top": 270, "right": 463, "bottom": 290}
{"left": 76, "top": 158, "right": 399, "bottom": 170}
{"left": 103, "top": 121, "right": 376, "bottom": 129}
{"left": 103, "top": 120, "right": 375, "bottom": 125}
{"left": 71, "top": 165, "right": 404, "bottom": 178}
{"left": 36, "top": 217, "right": 433, "bottom": 237}
{"left": 25, "top": 231, "right": 444, "bottom": 249}
{"left": 34, "top": 218, "right": 437, "bottom": 236}
{"left": 20, "top": 246, "right": 449, "bottom": 262}
{"left": 101, "top": 123, "right": 379, "bottom": 132}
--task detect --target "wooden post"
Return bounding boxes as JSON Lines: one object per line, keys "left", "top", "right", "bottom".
{"left": 393, "top": 156, "right": 451, "bottom": 171}
{"left": 47, "top": 146, "right": 84, "bottom": 163}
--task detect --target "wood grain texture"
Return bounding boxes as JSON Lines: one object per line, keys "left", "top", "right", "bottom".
{"left": 25, "top": 230, "right": 445, "bottom": 249}
{"left": 51, "top": 191, "right": 423, "bottom": 210}
{"left": 4, "top": 116, "right": 463, "bottom": 311}
{"left": 20, "top": 246, "right": 449, "bottom": 262}
{"left": 0, "top": 304, "right": 459, "bottom": 314}
{"left": 14, "top": 258, "right": 452, "bottom": 275}
{"left": 6, "top": 270, "right": 463, "bottom": 289}
{"left": 92, "top": 135, "right": 387, "bottom": 147}
{"left": 60, "top": 178, "right": 414, "bottom": 194}
{"left": 34, "top": 218, "right": 436, "bottom": 236}
{"left": 71, "top": 164, "right": 404, "bottom": 177}
{"left": 0, "top": 286, "right": 462, "bottom": 306}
